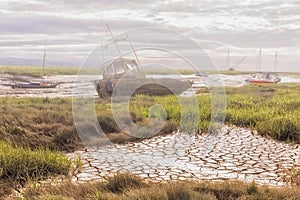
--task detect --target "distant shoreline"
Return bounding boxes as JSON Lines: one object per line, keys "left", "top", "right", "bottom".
{"left": 0, "top": 65, "right": 299, "bottom": 77}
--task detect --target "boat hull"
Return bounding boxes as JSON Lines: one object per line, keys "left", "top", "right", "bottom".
{"left": 11, "top": 83, "right": 58, "bottom": 89}
{"left": 247, "top": 72, "right": 281, "bottom": 84}
{"left": 249, "top": 80, "right": 276, "bottom": 84}
{"left": 96, "top": 77, "right": 191, "bottom": 98}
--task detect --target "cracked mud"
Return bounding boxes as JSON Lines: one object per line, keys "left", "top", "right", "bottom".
{"left": 67, "top": 126, "right": 299, "bottom": 186}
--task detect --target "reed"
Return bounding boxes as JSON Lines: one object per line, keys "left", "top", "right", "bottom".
{"left": 21, "top": 173, "right": 300, "bottom": 199}
{"left": 0, "top": 141, "right": 75, "bottom": 196}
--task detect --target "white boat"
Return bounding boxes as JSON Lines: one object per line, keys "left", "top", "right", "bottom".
{"left": 246, "top": 49, "right": 281, "bottom": 84}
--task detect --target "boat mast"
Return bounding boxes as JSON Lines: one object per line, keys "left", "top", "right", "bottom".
{"left": 258, "top": 48, "right": 261, "bottom": 72}
{"left": 226, "top": 48, "right": 230, "bottom": 71}
{"left": 126, "top": 33, "right": 141, "bottom": 66}
{"left": 42, "top": 40, "right": 48, "bottom": 78}
{"left": 101, "top": 42, "right": 104, "bottom": 62}
{"left": 103, "top": 24, "right": 141, "bottom": 66}
{"left": 273, "top": 50, "right": 277, "bottom": 73}
{"left": 105, "top": 24, "right": 122, "bottom": 57}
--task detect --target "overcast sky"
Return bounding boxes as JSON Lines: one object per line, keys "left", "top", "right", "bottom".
{"left": 0, "top": 0, "right": 299, "bottom": 72}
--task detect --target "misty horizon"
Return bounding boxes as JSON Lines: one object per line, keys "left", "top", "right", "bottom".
{"left": 0, "top": 0, "right": 299, "bottom": 72}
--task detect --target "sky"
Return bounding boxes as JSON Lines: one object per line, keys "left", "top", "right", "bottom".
{"left": 0, "top": 0, "right": 299, "bottom": 72}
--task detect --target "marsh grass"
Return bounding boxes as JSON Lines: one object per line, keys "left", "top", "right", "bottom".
{"left": 282, "top": 167, "right": 300, "bottom": 186}
{"left": 166, "top": 183, "right": 191, "bottom": 200}
{"left": 20, "top": 173, "right": 300, "bottom": 199}
{"left": 128, "top": 84, "right": 300, "bottom": 143}
{"left": 0, "top": 97, "right": 83, "bottom": 151}
{"left": 0, "top": 65, "right": 98, "bottom": 76}
{"left": 0, "top": 83, "right": 299, "bottom": 154}
{"left": 0, "top": 141, "right": 72, "bottom": 180}
{"left": 1, "top": 82, "right": 299, "bottom": 198}
{"left": 225, "top": 84, "right": 300, "bottom": 143}
{"left": 106, "top": 172, "right": 144, "bottom": 193}
{"left": 0, "top": 141, "right": 74, "bottom": 197}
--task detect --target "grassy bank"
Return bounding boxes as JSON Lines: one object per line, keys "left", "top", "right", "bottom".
{"left": 18, "top": 173, "right": 300, "bottom": 199}
{"left": 0, "top": 65, "right": 98, "bottom": 76}
{"left": 226, "top": 84, "right": 300, "bottom": 142}
{"left": 0, "top": 97, "right": 82, "bottom": 151}
{"left": 0, "top": 83, "right": 299, "bottom": 153}
{"left": 0, "top": 84, "right": 299, "bottom": 197}
{"left": 0, "top": 141, "right": 78, "bottom": 197}
{"left": 129, "top": 83, "right": 300, "bottom": 143}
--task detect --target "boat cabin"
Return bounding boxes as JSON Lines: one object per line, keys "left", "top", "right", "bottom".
{"left": 102, "top": 58, "right": 139, "bottom": 79}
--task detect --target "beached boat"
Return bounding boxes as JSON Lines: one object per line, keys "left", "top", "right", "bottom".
{"left": 11, "top": 81, "right": 57, "bottom": 89}
{"left": 95, "top": 58, "right": 191, "bottom": 98}
{"left": 249, "top": 80, "right": 277, "bottom": 84}
{"left": 11, "top": 40, "right": 58, "bottom": 89}
{"left": 95, "top": 25, "right": 191, "bottom": 98}
{"left": 246, "top": 50, "right": 281, "bottom": 84}
{"left": 195, "top": 71, "right": 208, "bottom": 77}
{"left": 247, "top": 72, "right": 281, "bottom": 84}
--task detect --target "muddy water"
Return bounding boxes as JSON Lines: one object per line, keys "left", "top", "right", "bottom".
{"left": 0, "top": 74, "right": 99, "bottom": 98}
{"left": 1, "top": 74, "right": 299, "bottom": 98}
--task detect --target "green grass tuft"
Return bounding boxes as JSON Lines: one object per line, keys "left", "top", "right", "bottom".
{"left": 0, "top": 141, "right": 72, "bottom": 183}
{"left": 0, "top": 141, "right": 77, "bottom": 197}
{"left": 106, "top": 173, "right": 144, "bottom": 193}
{"left": 166, "top": 183, "right": 191, "bottom": 200}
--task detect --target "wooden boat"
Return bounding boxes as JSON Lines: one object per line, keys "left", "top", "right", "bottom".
{"left": 96, "top": 58, "right": 191, "bottom": 98}
{"left": 95, "top": 25, "right": 191, "bottom": 98}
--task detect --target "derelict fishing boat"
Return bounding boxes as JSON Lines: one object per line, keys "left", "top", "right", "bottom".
{"left": 96, "top": 58, "right": 191, "bottom": 98}
{"left": 95, "top": 25, "right": 191, "bottom": 98}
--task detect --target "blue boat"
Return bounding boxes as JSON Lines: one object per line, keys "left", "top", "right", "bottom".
{"left": 11, "top": 81, "right": 57, "bottom": 89}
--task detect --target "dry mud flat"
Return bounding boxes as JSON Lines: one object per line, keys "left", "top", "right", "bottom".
{"left": 67, "top": 126, "right": 299, "bottom": 186}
